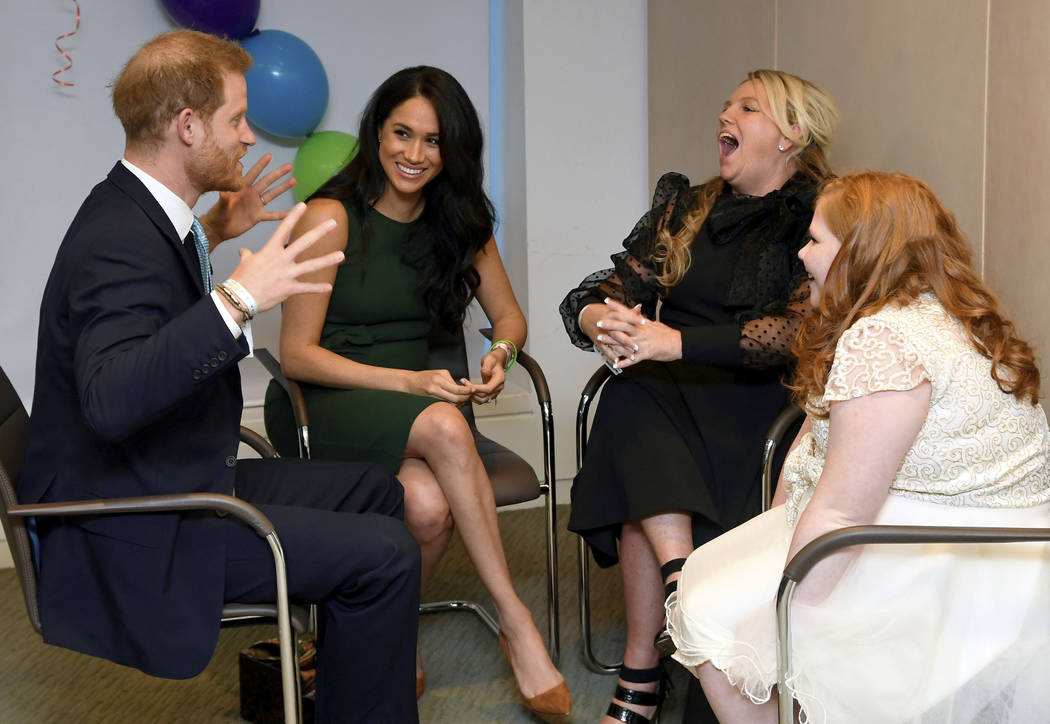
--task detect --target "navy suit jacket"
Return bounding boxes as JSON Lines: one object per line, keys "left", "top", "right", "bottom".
{"left": 21, "top": 162, "right": 251, "bottom": 677}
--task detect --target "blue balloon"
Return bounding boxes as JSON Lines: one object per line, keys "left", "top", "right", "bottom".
{"left": 161, "top": 0, "right": 260, "bottom": 39}
{"left": 241, "top": 30, "right": 329, "bottom": 138}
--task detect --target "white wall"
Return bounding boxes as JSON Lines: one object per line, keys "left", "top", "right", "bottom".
{"left": 3, "top": 2, "right": 172, "bottom": 403}
{"left": 521, "top": 1, "right": 649, "bottom": 486}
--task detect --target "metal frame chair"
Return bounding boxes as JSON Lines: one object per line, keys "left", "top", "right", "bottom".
{"left": 774, "top": 524, "right": 1050, "bottom": 723}
{"left": 762, "top": 405, "right": 1050, "bottom": 722}
{"left": 574, "top": 364, "right": 619, "bottom": 673}
{"left": 575, "top": 368, "right": 804, "bottom": 673}
{"left": 255, "top": 326, "right": 561, "bottom": 661}
{"left": 0, "top": 365, "right": 307, "bottom": 724}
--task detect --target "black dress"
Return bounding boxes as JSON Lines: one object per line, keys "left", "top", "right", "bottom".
{"left": 560, "top": 172, "right": 816, "bottom": 568}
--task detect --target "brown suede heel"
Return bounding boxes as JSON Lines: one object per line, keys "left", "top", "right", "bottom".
{"left": 497, "top": 632, "right": 571, "bottom": 715}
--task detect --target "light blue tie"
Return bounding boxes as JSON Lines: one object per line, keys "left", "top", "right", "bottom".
{"left": 190, "top": 218, "right": 213, "bottom": 293}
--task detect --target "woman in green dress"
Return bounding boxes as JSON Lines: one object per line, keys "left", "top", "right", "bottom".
{"left": 263, "top": 66, "right": 569, "bottom": 716}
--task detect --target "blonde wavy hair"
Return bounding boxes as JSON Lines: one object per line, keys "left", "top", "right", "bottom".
{"left": 791, "top": 171, "right": 1040, "bottom": 412}
{"left": 653, "top": 70, "right": 839, "bottom": 288}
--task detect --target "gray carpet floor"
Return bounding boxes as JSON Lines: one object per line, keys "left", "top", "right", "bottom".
{"left": 0, "top": 505, "right": 691, "bottom": 723}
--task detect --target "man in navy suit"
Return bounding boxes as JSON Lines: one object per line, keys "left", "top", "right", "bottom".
{"left": 20, "top": 29, "right": 420, "bottom": 723}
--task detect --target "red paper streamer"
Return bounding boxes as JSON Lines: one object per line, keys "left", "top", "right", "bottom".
{"left": 52, "top": 0, "right": 81, "bottom": 87}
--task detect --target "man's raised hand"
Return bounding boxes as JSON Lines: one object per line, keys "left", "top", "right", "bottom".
{"left": 199, "top": 154, "right": 297, "bottom": 247}
{"left": 228, "top": 202, "right": 343, "bottom": 314}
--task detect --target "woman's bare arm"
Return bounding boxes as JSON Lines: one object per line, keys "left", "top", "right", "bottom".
{"left": 470, "top": 237, "right": 527, "bottom": 403}
{"left": 788, "top": 383, "right": 931, "bottom": 604}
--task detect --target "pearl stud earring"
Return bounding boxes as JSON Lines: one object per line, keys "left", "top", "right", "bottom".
{"left": 778, "top": 144, "right": 785, "bottom": 152}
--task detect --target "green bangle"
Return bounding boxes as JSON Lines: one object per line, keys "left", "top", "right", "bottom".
{"left": 489, "top": 339, "right": 518, "bottom": 371}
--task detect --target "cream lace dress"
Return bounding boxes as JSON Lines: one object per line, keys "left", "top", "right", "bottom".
{"left": 666, "top": 294, "right": 1050, "bottom": 723}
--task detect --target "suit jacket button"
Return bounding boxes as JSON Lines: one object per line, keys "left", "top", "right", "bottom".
{"left": 192, "top": 369, "right": 202, "bottom": 380}
{"left": 218, "top": 351, "right": 228, "bottom": 361}
{"left": 209, "top": 356, "right": 220, "bottom": 368}
{"left": 225, "top": 455, "right": 237, "bottom": 468}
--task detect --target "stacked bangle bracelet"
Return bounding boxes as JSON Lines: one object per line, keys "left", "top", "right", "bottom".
{"left": 488, "top": 339, "right": 518, "bottom": 371}
{"left": 222, "top": 279, "right": 257, "bottom": 317}
{"left": 216, "top": 279, "right": 257, "bottom": 323}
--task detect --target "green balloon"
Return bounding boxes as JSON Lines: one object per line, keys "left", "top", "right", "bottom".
{"left": 292, "top": 131, "right": 359, "bottom": 202}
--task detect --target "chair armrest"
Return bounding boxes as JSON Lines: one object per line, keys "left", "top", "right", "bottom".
{"left": 255, "top": 348, "right": 310, "bottom": 430}
{"left": 782, "top": 524, "right": 1050, "bottom": 584}
{"left": 12, "top": 488, "right": 299, "bottom": 719}
{"left": 255, "top": 347, "right": 312, "bottom": 459}
{"left": 515, "top": 349, "right": 551, "bottom": 407}
{"left": 765, "top": 404, "right": 804, "bottom": 449}
{"left": 760, "top": 404, "right": 805, "bottom": 512}
{"left": 774, "top": 522, "right": 1050, "bottom": 724}
{"left": 477, "top": 328, "right": 556, "bottom": 502}
{"left": 581, "top": 364, "right": 613, "bottom": 403}
{"left": 240, "top": 426, "right": 277, "bottom": 459}
{"left": 576, "top": 365, "right": 613, "bottom": 468}
{"left": 8, "top": 492, "right": 276, "bottom": 539}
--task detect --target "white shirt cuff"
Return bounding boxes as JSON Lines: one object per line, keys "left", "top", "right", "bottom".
{"left": 209, "top": 290, "right": 254, "bottom": 357}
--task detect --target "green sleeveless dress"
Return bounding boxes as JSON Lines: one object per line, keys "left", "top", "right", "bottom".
{"left": 263, "top": 205, "right": 438, "bottom": 472}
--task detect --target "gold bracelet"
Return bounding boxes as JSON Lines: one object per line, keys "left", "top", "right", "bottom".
{"left": 217, "top": 282, "right": 253, "bottom": 322}
{"left": 221, "top": 278, "right": 258, "bottom": 317}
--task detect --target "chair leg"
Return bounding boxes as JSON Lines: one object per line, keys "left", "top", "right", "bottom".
{"left": 419, "top": 599, "right": 500, "bottom": 636}
{"left": 543, "top": 475, "right": 561, "bottom": 663}
{"left": 539, "top": 398, "right": 561, "bottom": 664}
{"left": 578, "top": 536, "right": 622, "bottom": 674}
{"left": 576, "top": 365, "right": 619, "bottom": 673}
{"left": 292, "top": 645, "right": 303, "bottom": 724}
{"left": 266, "top": 531, "right": 301, "bottom": 724}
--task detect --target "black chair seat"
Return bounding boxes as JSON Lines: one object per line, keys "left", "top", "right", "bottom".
{"left": 475, "top": 430, "right": 542, "bottom": 506}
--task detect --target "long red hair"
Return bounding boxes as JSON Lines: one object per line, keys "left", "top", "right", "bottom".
{"left": 791, "top": 172, "right": 1039, "bottom": 413}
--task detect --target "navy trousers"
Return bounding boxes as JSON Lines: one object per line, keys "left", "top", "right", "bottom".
{"left": 227, "top": 458, "right": 421, "bottom": 724}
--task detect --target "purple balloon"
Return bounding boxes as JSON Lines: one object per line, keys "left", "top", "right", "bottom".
{"left": 161, "top": 0, "right": 260, "bottom": 39}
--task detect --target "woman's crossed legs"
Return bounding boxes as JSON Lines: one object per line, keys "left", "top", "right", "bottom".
{"left": 399, "top": 401, "right": 564, "bottom": 702}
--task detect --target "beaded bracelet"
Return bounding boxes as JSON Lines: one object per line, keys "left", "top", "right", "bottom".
{"left": 488, "top": 339, "right": 518, "bottom": 371}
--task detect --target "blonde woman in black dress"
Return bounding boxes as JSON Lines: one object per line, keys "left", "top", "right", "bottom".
{"left": 560, "top": 70, "right": 838, "bottom": 723}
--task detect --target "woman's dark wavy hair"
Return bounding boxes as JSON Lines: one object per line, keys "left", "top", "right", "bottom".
{"left": 312, "top": 66, "right": 495, "bottom": 330}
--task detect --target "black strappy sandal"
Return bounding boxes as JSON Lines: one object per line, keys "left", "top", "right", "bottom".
{"left": 605, "top": 663, "right": 670, "bottom": 724}
{"left": 654, "top": 557, "right": 686, "bottom": 657}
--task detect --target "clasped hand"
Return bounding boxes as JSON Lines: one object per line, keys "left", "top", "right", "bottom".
{"left": 594, "top": 298, "right": 682, "bottom": 369}
{"left": 409, "top": 350, "right": 506, "bottom": 405}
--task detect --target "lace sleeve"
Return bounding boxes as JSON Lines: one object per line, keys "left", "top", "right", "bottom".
{"left": 822, "top": 321, "right": 930, "bottom": 404}
{"left": 559, "top": 172, "right": 691, "bottom": 350}
{"left": 739, "top": 276, "right": 811, "bottom": 367}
